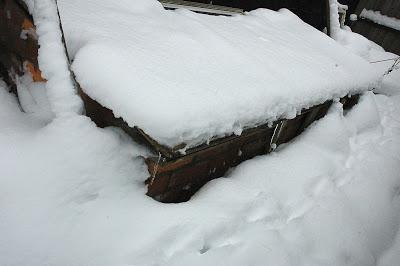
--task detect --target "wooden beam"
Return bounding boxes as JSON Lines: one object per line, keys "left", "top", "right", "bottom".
{"left": 159, "top": 0, "right": 243, "bottom": 16}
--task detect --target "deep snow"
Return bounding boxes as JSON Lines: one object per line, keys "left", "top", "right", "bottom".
{"left": 1, "top": 1, "right": 400, "bottom": 265}
{"left": 1, "top": 78, "right": 400, "bottom": 265}
{"left": 53, "top": 0, "right": 381, "bottom": 148}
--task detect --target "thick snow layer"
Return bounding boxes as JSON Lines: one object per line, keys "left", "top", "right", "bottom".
{"left": 333, "top": 28, "right": 386, "bottom": 61}
{"left": 53, "top": 0, "right": 381, "bottom": 148}
{"left": 24, "top": 0, "right": 83, "bottom": 116}
{"left": 329, "top": 20, "right": 400, "bottom": 96}
{"left": 360, "top": 9, "right": 400, "bottom": 32}
{"left": 1, "top": 74, "right": 400, "bottom": 265}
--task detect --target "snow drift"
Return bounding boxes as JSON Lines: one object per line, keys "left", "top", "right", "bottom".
{"left": 24, "top": 0, "right": 83, "bottom": 116}
{"left": 1, "top": 1, "right": 400, "bottom": 264}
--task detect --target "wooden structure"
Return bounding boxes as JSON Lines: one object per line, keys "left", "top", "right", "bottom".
{"left": 159, "top": 0, "right": 243, "bottom": 16}
{"left": 0, "top": 0, "right": 44, "bottom": 95}
{"left": 1, "top": 0, "right": 362, "bottom": 203}
{"left": 81, "top": 89, "right": 360, "bottom": 203}
{"left": 144, "top": 97, "right": 360, "bottom": 203}
{"left": 163, "top": 0, "right": 329, "bottom": 30}
{"left": 351, "top": 0, "right": 400, "bottom": 55}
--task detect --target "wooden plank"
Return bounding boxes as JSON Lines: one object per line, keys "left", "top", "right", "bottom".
{"left": 0, "top": 0, "right": 42, "bottom": 95}
{"left": 0, "top": 0, "right": 38, "bottom": 66}
{"left": 159, "top": 0, "right": 243, "bottom": 16}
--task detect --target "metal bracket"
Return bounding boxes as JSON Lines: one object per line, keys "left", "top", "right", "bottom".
{"left": 269, "top": 120, "right": 287, "bottom": 152}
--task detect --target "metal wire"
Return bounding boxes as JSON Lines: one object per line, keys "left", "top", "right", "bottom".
{"left": 369, "top": 57, "right": 400, "bottom": 64}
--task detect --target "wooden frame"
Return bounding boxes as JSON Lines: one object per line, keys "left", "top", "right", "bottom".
{"left": 159, "top": 0, "right": 243, "bottom": 16}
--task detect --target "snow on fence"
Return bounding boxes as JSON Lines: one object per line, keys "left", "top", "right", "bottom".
{"left": 0, "top": 0, "right": 82, "bottom": 116}
{"left": 352, "top": 0, "right": 400, "bottom": 55}
{"left": 360, "top": 9, "right": 400, "bottom": 32}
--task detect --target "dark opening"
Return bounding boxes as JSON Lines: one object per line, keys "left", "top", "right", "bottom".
{"left": 188, "top": 0, "right": 328, "bottom": 31}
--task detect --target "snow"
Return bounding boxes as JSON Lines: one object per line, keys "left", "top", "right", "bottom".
{"left": 24, "top": 0, "right": 83, "bottom": 116}
{"left": 52, "top": 0, "right": 382, "bottom": 148}
{"left": 328, "top": 0, "right": 342, "bottom": 43}
{"left": 15, "top": 72, "right": 54, "bottom": 121}
{"left": 1, "top": 77, "right": 400, "bottom": 265}
{"left": 380, "top": 69, "right": 400, "bottom": 96}
{"left": 379, "top": 229, "right": 400, "bottom": 266}
{"left": 2, "top": 1, "right": 400, "bottom": 265}
{"left": 360, "top": 9, "right": 400, "bottom": 32}
{"left": 327, "top": 9, "right": 400, "bottom": 96}
{"left": 333, "top": 27, "right": 386, "bottom": 61}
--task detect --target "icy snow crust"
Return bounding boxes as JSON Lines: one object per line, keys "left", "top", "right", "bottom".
{"left": 56, "top": 0, "right": 381, "bottom": 148}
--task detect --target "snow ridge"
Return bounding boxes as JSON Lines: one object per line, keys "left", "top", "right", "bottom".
{"left": 25, "top": 0, "right": 83, "bottom": 117}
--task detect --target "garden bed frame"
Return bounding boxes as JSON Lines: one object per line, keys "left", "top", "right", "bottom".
{"left": 81, "top": 89, "right": 359, "bottom": 203}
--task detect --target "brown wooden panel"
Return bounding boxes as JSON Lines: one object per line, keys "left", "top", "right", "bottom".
{"left": 0, "top": 0, "right": 38, "bottom": 66}
{"left": 0, "top": 0, "right": 43, "bottom": 93}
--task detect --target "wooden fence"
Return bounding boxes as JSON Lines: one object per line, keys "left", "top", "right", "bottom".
{"left": 351, "top": 0, "right": 400, "bottom": 55}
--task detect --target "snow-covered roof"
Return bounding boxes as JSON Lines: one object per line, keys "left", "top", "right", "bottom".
{"left": 53, "top": 0, "right": 381, "bottom": 149}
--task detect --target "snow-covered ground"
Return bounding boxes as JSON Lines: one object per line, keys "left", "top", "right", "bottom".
{"left": 1, "top": 1, "right": 400, "bottom": 265}
{"left": 1, "top": 74, "right": 400, "bottom": 265}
